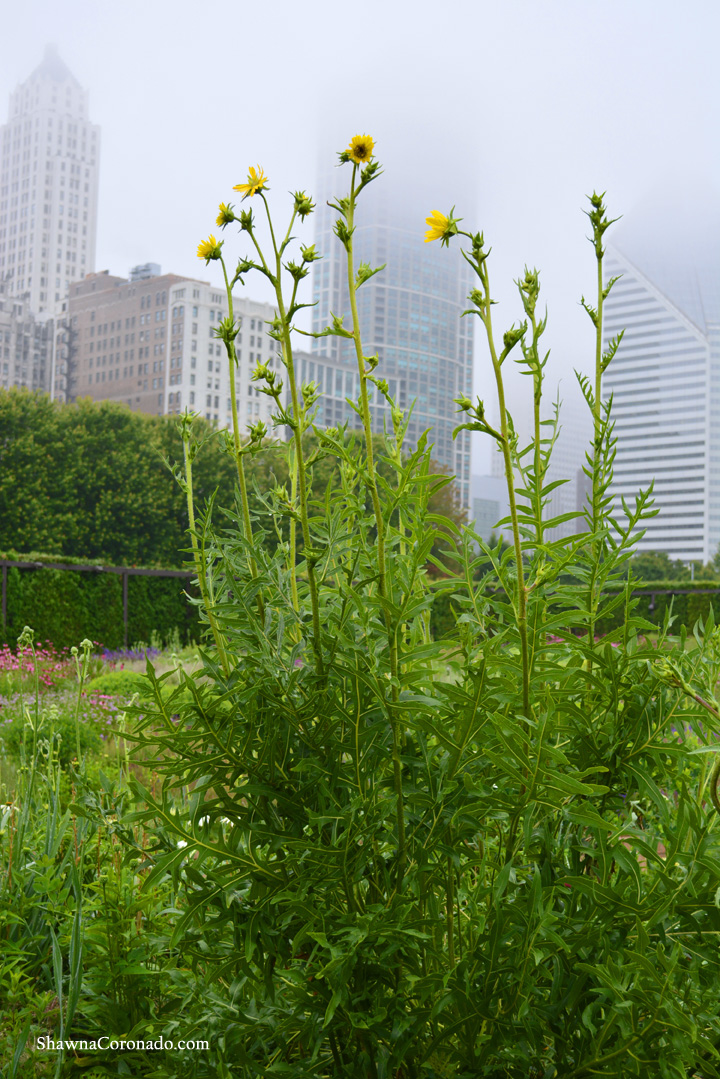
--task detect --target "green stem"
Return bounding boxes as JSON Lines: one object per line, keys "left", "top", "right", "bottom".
{"left": 261, "top": 194, "right": 323, "bottom": 676}
{"left": 183, "top": 437, "right": 230, "bottom": 677}
{"left": 446, "top": 855, "right": 455, "bottom": 965}
{"left": 220, "top": 256, "right": 264, "bottom": 622}
{"left": 288, "top": 448, "right": 300, "bottom": 619}
{"left": 345, "top": 165, "right": 405, "bottom": 884}
{"left": 73, "top": 644, "right": 89, "bottom": 765}
{"left": 530, "top": 311, "right": 545, "bottom": 558}
{"left": 528, "top": 309, "right": 547, "bottom": 665}
{"left": 588, "top": 242, "right": 604, "bottom": 654}
{"left": 478, "top": 263, "right": 531, "bottom": 722}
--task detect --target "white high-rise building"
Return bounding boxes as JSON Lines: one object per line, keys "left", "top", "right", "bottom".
{"left": 603, "top": 207, "right": 720, "bottom": 563}
{"left": 0, "top": 45, "right": 100, "bottom": 315}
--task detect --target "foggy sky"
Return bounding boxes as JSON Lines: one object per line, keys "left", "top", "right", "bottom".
{"left": 3, "top": 0, "right": 719, "bottom": 470}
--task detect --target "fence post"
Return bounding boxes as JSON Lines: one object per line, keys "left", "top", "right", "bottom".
{"left": 123, "top": 571, "right": 129, "bottom": 648}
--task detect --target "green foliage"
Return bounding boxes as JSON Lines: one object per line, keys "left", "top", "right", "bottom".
{"left": 0, "top": 391, "right": 465, "bottom": 570}
{"left": 0, "top": 392, "right": 236, "bottom": 565}
{"left": 5, "top": 159, "right": 720, "bottom": 1078}
{"left": 596, "top": 580, "right": 720, "bottom": 635}
{"left": 83, "top": 669, "right": 148, "bottom": 699}
{"left": 126, "top": 574, "right": 201, "bottom": 650}
{"left": 5, "top": 564, "right": 123, "bottom": 648}
{"left": 0, "top": 638, "right": 184, "bottom": 1076}
{"left": 630, "top": 549, "right": 689, "bottom": 581}
{"left": 0, "top": 697, "right": 103, "bottom": 768}
{"left": 118, "top": 167, "right": 720, "bottom": 1079}
{"left": 630, "top": 549, "right": 717, "bottom": 583}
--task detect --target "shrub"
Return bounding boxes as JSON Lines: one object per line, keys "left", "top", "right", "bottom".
{"left": 83, "top": 669, "right": 148, "bottom": 700}
{"left": 121, "top": 151, "right": 720, "bottom": 1078}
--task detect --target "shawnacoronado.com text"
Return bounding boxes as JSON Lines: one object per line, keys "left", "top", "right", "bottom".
{"left": 35, "top": 1037, "right": 209, "bottom": 1051}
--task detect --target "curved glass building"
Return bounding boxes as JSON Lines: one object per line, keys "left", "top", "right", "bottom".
{"left": 603, "top": 200, "right": 720, "bottom": 562}
{"left": 310, "top": 168, "right": 474, "bottom": 508}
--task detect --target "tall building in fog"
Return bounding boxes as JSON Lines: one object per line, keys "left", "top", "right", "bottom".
{"left": 311, "top": 166, "right": 474, "bottom": 507}
{"left": 0, "top": 46, "right": 100, "bottom": 315}
{"left": 603, "top": 203, "right": 720, "bottom": 563}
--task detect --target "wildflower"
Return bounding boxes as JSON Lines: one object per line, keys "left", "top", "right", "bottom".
{"left": 345, "top": 134, "right": 375, "bottom": 164}
{"left": 233, "top": 165, "right": 269, "bottom": 198}
{"left": 424, "top": 209, "right": 459, "bottom": 246}
{"left": 216, "top": 202, "right": 236, "bottom": 227}
{"left": 197, "top": 234, "right": 223, "bottom": 262}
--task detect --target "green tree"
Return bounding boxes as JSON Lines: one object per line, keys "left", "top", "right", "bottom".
{"left": 630, "top": 549, "right": 688, "bottom": 581}
{"left": 0, "top": 389, "right": 239, "bottom": 565}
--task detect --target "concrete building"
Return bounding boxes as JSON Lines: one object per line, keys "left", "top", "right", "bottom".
{"left": 602, "top": 206, "right": 720, "bottom": 563}
{"left": 67, "top": 266, "right": 278, "bottom": 428}
{"left": 0, "top": 46, "right": 100, "bottom": 316}
{"left": 0, "top": 279, "right": 53, "bottom": 393}
{"left": 311, "top": 168, "right": 474, "bottom": 507}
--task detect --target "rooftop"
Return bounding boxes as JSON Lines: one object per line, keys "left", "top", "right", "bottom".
{"left": 611, "top": 186, "right": 720, "bottom": 335}
{"left": 27, "top": 44, "right": 81, "bottom": 89}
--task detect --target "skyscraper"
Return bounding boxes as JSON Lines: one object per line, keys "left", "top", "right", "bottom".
{"left": 311, "top": 167, "right": 474, "bottom": 507}
{"left": 0, "top": 45, "right": 100, "bottom": 315}
{"left": 602, "top": 202, "right": 720, "bottom": 563}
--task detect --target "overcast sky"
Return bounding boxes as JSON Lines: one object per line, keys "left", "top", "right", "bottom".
{"left": 3, "top": 0, "right": 719, "bottom": 470}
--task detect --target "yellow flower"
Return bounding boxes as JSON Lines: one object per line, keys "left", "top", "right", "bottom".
{"left": 424, "top": 211, "right": 450, "bottom": 243}
{"left": 216, "top": 202, "right": 235, "bottom": 227}
{"left": 233, "top": 165, "right": 269, "bottom": 198}
{"left": 424, "top": 209, "right": 459, "bottom": 245}
{"left": 197, "top": 234, "right": 222, "bottom": 261}
{"left": 346, "top": 134, "right": 375, "bottom": 164}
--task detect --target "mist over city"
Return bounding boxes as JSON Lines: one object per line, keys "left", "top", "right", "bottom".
{"left": 2, "top": 0, "right": 719, "bottom": 554}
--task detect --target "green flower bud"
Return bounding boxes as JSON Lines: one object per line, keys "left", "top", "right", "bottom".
{"left": 293, "top": 191, "right": 315, "bottom": 219}
{"left": 248, "top": 420, "right": 267, "bottom": 444}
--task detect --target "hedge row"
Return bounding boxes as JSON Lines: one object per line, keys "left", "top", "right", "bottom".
{"left": 429, "top": 580, "right": 720, "bottom": 641}
{"left": 5, "top": 555, "right": 713, "bottom": 652}
{"left": 597, "top": 580, "right": 720, "bottom": 634}
{"left": 1, "top": 556, "right": 200, "bottom": 650}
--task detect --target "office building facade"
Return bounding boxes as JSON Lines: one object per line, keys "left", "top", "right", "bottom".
{"left": 0, "top": 279, "right": 53, "bottom": 393}
{"left": 67, "top": 267, "right": 278, "bottom": 429}
{"left": 0, "top": 46, "right": 100, "bottom": 316}
{"left": 603, "top": 233, "right": 720, "bottom": 563}
{"left": 311, "top": 171, "right": 474, "bottom": 507}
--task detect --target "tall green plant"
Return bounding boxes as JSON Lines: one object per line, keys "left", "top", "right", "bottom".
{"left": 125, "top": 146, "right": 720, "bottom": 1078}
